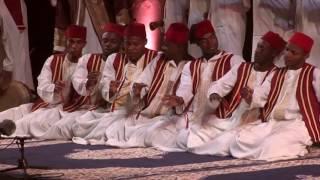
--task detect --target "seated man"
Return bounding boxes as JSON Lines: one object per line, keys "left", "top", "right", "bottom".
{"left": 145, "top": 20, "right": 244, "bottom": 152}
{"left": 72, "top": 22, "right": 159, "bottom": 145}
{"left": 230, "top": 32, "right": 320, "bottom": 161}
{"left": 105, "top": 23, "right": 192, "bottom": 148}
{"left": 189, "top": 31, "right": 286, "bottom": 156}
{"left": 1, "top": 25, "right": 86, "bottom": 137}
{"left": 39, "top": 23, "right": 124, "bottom": 140}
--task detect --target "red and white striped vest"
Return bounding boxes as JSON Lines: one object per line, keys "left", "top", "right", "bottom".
{"left": 31, "top": 54, "right": 66, "bottom": 112}
{"left": 261, "top": 63, "right": 320, "bottom": 143}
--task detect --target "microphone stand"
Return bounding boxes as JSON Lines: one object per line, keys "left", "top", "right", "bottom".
{"left": 0, "top": 136, "right": 48, "bottom": 178}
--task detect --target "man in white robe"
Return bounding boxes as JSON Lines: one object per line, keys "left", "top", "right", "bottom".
{"left": 230, "top": 32, "right": 320, "bottom": 161}
{"left": 72, "top": 23, "right": 159, "bottom": 145}
{"left": 0, "top": 0, "right": 34, "bottom": 89}
{"left": 189, "top": 31, "right": 286, "bottom": 156}
{"left": 208, "top": 0, "right": 251, "bottom": 57}
{"left": 38, "top": 23, "right": 124, "bottom": 140}
{"left": 4, "top": 25, "right": 86, "bottom": 137}
{"left": 145, "top": 20, "right": 244, "bottom": 152}
{"left": 104, "top": 23, "right": 191, "bottom": 148}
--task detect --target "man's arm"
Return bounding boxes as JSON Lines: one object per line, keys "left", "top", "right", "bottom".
{"left": 37, "top": 55, "right": 61, "bottom": 104}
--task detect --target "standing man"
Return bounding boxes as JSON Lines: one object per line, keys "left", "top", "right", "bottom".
{"left": 0, "top": 0, "right": 34, "bottom": 89}
{"left": 208, "top": 0, "right": 251, "bottom": 57}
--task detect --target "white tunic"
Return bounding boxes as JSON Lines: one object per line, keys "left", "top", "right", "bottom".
{"left": 105, "top": 57, "right": 187, "bottom": 148}
{"left": 145, "top": 52, "right": 244, "bottom": 152}
{"left": 71, "top": 52, "right": 161, "bottom": 145}
{"left": 0, "top": 0, "right": 34, "bottom": 89}
{"left": 39, "top": 53, "right": 106, "bottom": 140}
{"left": 12, "top": 55, "right": 77, "bottom": 137}
{"left": 230, "top": 67, "right": 320, "bottom": 161}
{"left": 190, "top": 65, "right": 274, "bottom": 155}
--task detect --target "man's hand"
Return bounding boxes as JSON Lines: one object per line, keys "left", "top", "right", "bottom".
{"left": 240, "top": 87, "right": 253, "bottom": 104}
{"left": 162, "top": 95, "right": 184, "bottom": 107}
{"left": 54, "top": 81, "right": 65, "bottom": 93}
{"left": 132, "top": 83, "right": 147, "bottom": 97}
{"left": 110, "top": 80, "right": 121, "bottom": 95}
{"left": 209, "top": 93, "right": 222, "bottom": 102}
{"left": 86, "top": 72, "right": 100, "bottom": 91}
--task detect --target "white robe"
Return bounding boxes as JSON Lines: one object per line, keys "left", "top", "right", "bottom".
{"left": 12, "top": 55, "right": 77, "bottom": 137}
{"left": 38, "top": 53, "right": 106, "bottom": 140}
{"left": 230, "top": 68, "right": 320, "bottom": 161}
{"left": 146, "top": 52, "right": 244, "bottom": 152}
{"left": 190, "top": 66, "right": 274, "bottom": 155}
{"left": 72, "top": 52, "right": 161, "bottom": 145}
{"left": 187, "top": 0, "right": 209, "bottom": 58}
{"left": 296, "top": 0, "right": 320, "bottom": 68}
{"left": 208, "top": 0, "right": 251, "bottom": 57}
{"left": 163, "top": 0, "right": 189, "bottom": 31}
{"left": 0, "top": 0, "right": 34, "bottom": 89}
{"left": 105, "top": 57, "right": 187, "bottom": 148}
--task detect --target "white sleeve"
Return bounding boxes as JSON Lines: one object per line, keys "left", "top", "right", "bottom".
{"left": 100, "top": 53, "right": 117, "bottom": 102}
{"left": 250, "top": 72, "right": 273, "bottom": 109}
{"left": 312, "top": 68, "right": 320, "bottom": 102}
{"left": 207, "top": 64, "right": 239, "bottom": 98}
{"left": 37, "top": 55, "right": 60, "bottom": 104}
{"left": 175, "top": 62, "right": 194, "bottom": 113}
{"left": 71, "top": 54, "right": 90, "bottom": 96}
{"left": 130, "top": 55, "right": 161, "bottom": 99}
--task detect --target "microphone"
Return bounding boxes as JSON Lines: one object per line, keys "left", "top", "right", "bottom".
{"left": 0, "top": 119, "right": 16, "bottom": 136}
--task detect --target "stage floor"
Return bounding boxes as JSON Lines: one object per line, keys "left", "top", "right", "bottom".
{"left": 1, "top": 139, "right": 320, "bottom": 179}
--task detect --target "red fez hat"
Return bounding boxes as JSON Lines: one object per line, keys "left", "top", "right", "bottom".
{"left": 289, "top": 32, "right": 314, "bottom": 54}
{"left": 261, "top": 31, "right": 286, "bottom": 52}
{"left": 124, "top": 22, "right": 146, "bottom": 39}
{"left": 165, "top": 23, "right": 189, "bottom": 44}
{"left": 194, "top": 20, "right": 215, "bottom": 39}
{"left": 102, "top": 23, "right": 125, "bottom": 37}
{"left": 65, "top": 25, "right": 87, "bottom": 40}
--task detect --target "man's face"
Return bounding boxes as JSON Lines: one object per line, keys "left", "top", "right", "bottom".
{"left": 124, "top": 36, "right": 146, "bottom": 62}
{"left": 284, "top": 43, "right": 307, "bottom": 68}
{"left": 161, "top": 40, "right": 180, "bottom": 59}
{"left": 102, "top": 32, "right": 122, "bottom": 56}
{"left": 254, "top": 40, "right": 274, "bottom": 64}
{"left": 197, "top": 32, "right": 219, "bottom": 56}
{"left": 66, "top": 38, "right": 86, "bottom": 57}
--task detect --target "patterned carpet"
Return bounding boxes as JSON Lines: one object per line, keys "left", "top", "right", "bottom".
{"left": 0, "top": 139, "right": 320, "bottom": 179}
